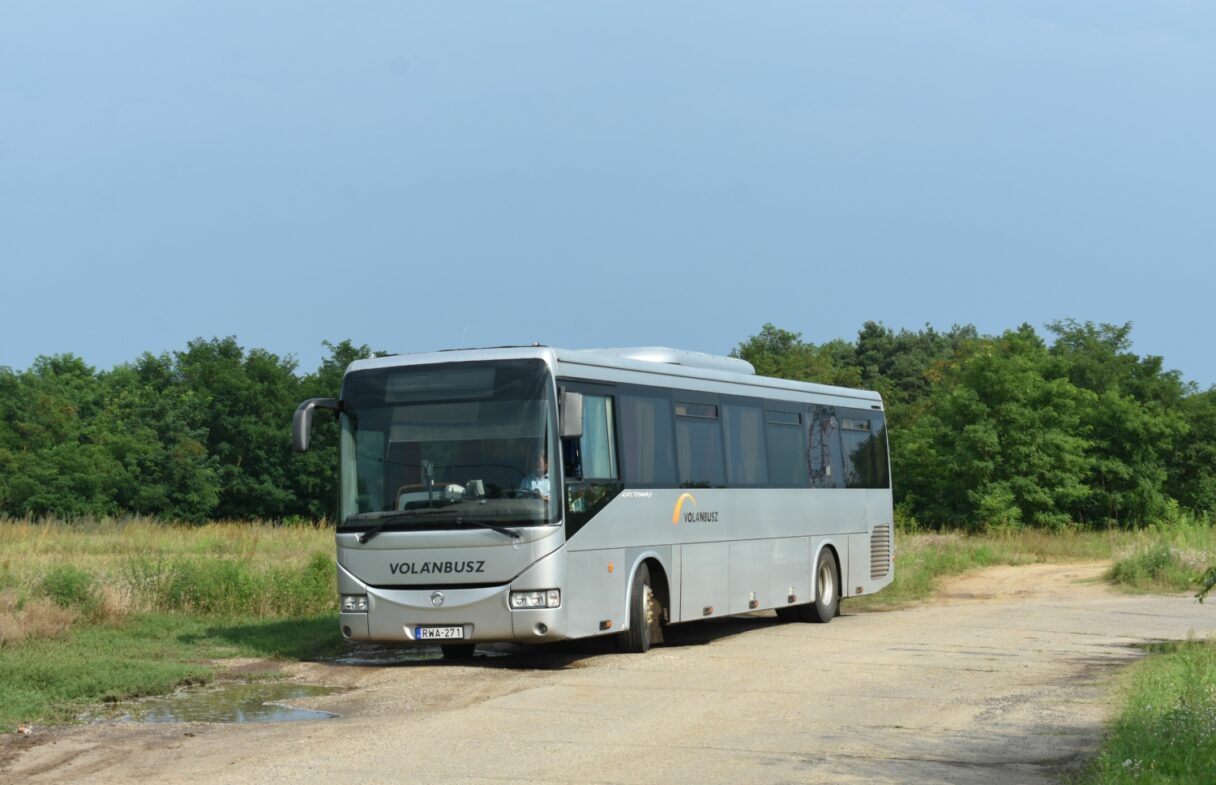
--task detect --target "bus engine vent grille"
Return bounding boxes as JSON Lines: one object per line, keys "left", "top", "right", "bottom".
{"left": 870, "top": 524, "right": 891, "bottom": 579}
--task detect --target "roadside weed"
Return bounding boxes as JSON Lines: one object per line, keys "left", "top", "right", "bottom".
{"left": 1077, "top": 639, "right": 1216, "bottom": 785}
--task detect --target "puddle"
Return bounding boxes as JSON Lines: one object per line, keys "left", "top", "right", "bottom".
{"left": 87, "top": 682, "right": 341, "bottom": 724}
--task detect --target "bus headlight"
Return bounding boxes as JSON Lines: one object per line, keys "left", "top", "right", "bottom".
{"left": 510, "top": 589, "right": 560, "bottom": 609}
{"left": 341, "top": 594, "right": 369, "bottom": 613}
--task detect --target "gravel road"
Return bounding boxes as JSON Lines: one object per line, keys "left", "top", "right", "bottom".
{"left": 5, "top": 562, "right": 1214, "bottom": 785}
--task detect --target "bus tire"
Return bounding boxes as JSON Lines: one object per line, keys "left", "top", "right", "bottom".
{"left": 805, "top": 549, "right": 839, "bottom": 623}
{"left": 619, "top": 563, "right": 654, "bottom": 653}
{"left": 441, "top": 643, "right": 476, "bottom": 660}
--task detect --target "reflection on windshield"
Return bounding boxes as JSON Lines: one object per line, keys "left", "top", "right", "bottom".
{"left": 338, "top": 359, "right": 558, "bottom": 531}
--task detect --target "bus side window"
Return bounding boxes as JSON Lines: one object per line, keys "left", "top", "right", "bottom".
{"left": 723, "top": 402, "right": 766, "bottom": 485}
{"left": 840, "top": 410, "right": 890, "bottom": 489}
{"left": 809, "top": 405, "right": 843, "bottom": 489}
{"left": 565, "top": 395, "right": 621, "bottom": 518}
{"left": 765, "top": 409, "right": 810, "bottom": 487}
{"left": 579, "top": 395, "right": 618, "bottom": 480}
{"left": 675, "top": 402, "right": 725, "bottom": 488}
{"left": 619, "top": 393, "right": 677, "bottom": 486}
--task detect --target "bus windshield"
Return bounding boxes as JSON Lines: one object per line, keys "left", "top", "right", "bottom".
{"left": 337, "top": 359, "right": 559, "bottom": 533}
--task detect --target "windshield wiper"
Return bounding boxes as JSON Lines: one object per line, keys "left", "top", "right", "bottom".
{"left": 454, "top": 517, "right": 522, "bottom": 541}
{"left": 403, "top": 507, "right": 524, "bottom": 542}
{"left": 346, "top": 508, "right": 522, "bottom": 544}
{"left": 344, "top": 511, "right": 417, "bottom": 544}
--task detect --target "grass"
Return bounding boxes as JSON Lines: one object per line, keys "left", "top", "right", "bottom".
{"left": 0, "top": 612, "right": 343, "bottom": 730}
{"left": 1107, "top": 521, "right": 1216, "bottom": 595}
{"left": 0, "top": 516, "right": 333, "bottom": 584}
{"left": 1075, "top": 638, "right": 1216, "bottom": 785}
{"left": 0, "top": 517, "right": 341, "bottom": 732}
{"left": 0, "top": 517, "right": 336, "bottom": 620}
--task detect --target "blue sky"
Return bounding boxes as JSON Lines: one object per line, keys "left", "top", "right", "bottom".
{"left": 2, "top": 2, "right": 1213, "bottom": 386}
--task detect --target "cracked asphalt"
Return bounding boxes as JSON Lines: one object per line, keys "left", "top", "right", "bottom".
{"left": 5, "top": 562, "right": 1214, "bottom": 785}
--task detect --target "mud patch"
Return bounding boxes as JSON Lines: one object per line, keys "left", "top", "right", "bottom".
{"left": 0, "top": 731, "right": 55, "bottom": 775}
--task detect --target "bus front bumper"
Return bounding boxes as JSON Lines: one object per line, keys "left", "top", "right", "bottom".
{"left": 340, "top": 584, "right": 567, "bottom": 644}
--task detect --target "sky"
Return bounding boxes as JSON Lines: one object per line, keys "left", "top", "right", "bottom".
{"left": 2, "top": 2, "right": 1214, "bottom": 387}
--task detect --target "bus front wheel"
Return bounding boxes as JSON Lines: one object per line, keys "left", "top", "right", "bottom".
{"left": 619, "top": 563, "right": 658, "bottom": 653}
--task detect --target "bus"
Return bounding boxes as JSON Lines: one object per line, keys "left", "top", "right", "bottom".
{"left": 293, "top": 345, "right": 894, "bottom": 657}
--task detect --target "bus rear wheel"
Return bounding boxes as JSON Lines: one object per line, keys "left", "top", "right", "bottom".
{"left": 778, "top": 549, "right": 839, "bottom": 624}
{"left": 619, "top": 563, "right": 660, "bottom": 653}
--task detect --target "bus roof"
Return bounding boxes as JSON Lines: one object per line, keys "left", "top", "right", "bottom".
{"left": 345, "top": 345, "right": 883, "bottom": 409}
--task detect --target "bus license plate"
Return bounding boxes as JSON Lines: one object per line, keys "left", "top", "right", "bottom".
{"left": 415, "top": 626, "right": 464, "bottom": 640}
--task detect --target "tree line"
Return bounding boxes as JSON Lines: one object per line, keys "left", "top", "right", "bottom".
{"left": 0, "top": 338, "right": 379, "bottom": 522}
{"left": 2, "top": 322, "right": 1213, "bottom": 529}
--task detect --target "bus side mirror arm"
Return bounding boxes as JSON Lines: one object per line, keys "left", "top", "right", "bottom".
{"left": 293, "top": 398, "right": 339, "bottom": 452}
{"left": 560, "top": 391, "right": 584, "bottom": 440}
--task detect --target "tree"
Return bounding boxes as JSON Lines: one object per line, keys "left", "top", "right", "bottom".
{"left": 854, "top": 321, "right": 978, "bottom": 407}
{"left": 733, "top": 324, "right": 861, "bottom": 388}
{"left": 1166, "top": 389, "right": 1216, "bottom": 514}
{"left": 0, "top": 355, "right": 125, "bottom": 518}
{"left": 1047, "top": 320, "right": 1187, "bottom": 526}
{"left": 899, "top": 327, "right": 1093, "bottom": 530}
{"left": 3, "top": 322, "right": 1212, "bottom": 528}
{"left": 96, "top": 354, "right": 220, "bottom": 521}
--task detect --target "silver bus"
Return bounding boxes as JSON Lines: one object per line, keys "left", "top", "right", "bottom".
{"left": 294, "top": 345, "right": 894, "bottom": 657}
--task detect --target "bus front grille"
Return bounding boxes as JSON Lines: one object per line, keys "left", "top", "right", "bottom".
{"left": 870, "top": 524, "right": 891, "bottom": 579}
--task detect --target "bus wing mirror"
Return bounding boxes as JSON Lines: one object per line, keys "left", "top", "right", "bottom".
{"left": 293, "top": 398, "right": 339, "bottom": 452}
{"left": 560, "top": 391, "right": 584, "bottom": 440}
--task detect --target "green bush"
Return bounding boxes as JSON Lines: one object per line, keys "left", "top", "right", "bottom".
{"left": 160, "top": 558, "right": 259, "bottom": 616}
{"left": 38, "top": 566, "right": 102, "bottom": 618}
{"left": 123, "top": 553, "right": 334, "bottom": 617}
{"left": 266, "top": 552, "right": 335, "bottom": 617}
{"left": 123, "top": 554, "right": 168, "bottom": 607}
{"left": 1110, "top": 542, "right": 1199, "bottom": 592}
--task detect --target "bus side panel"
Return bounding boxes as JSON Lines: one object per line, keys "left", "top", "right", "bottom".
{"left": 847, "top": 532, "right": 869, "bottom": 597}
{"left": 564, "top": 548, "right": 626, "bottom": 639}
{"left": 679, "top": 542, "right": 730, "bottom": 621}
{"left": 729, "top": 540, "right": 774, "bottom": 614}
{"left": 770, "top": 536, "right": 812, "bottom": 608}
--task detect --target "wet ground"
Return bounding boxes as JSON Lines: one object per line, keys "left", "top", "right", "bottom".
{"left": 81, "top": 683, "right": 342, "bottom": 725}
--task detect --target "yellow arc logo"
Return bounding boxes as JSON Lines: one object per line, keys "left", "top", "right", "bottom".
{"left": 671, "top": 493, "right": 697, "bottom": 524}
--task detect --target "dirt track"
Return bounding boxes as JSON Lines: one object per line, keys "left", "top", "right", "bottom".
{"left": 5, "top": 562, "right": 1214, "bottom": 785}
